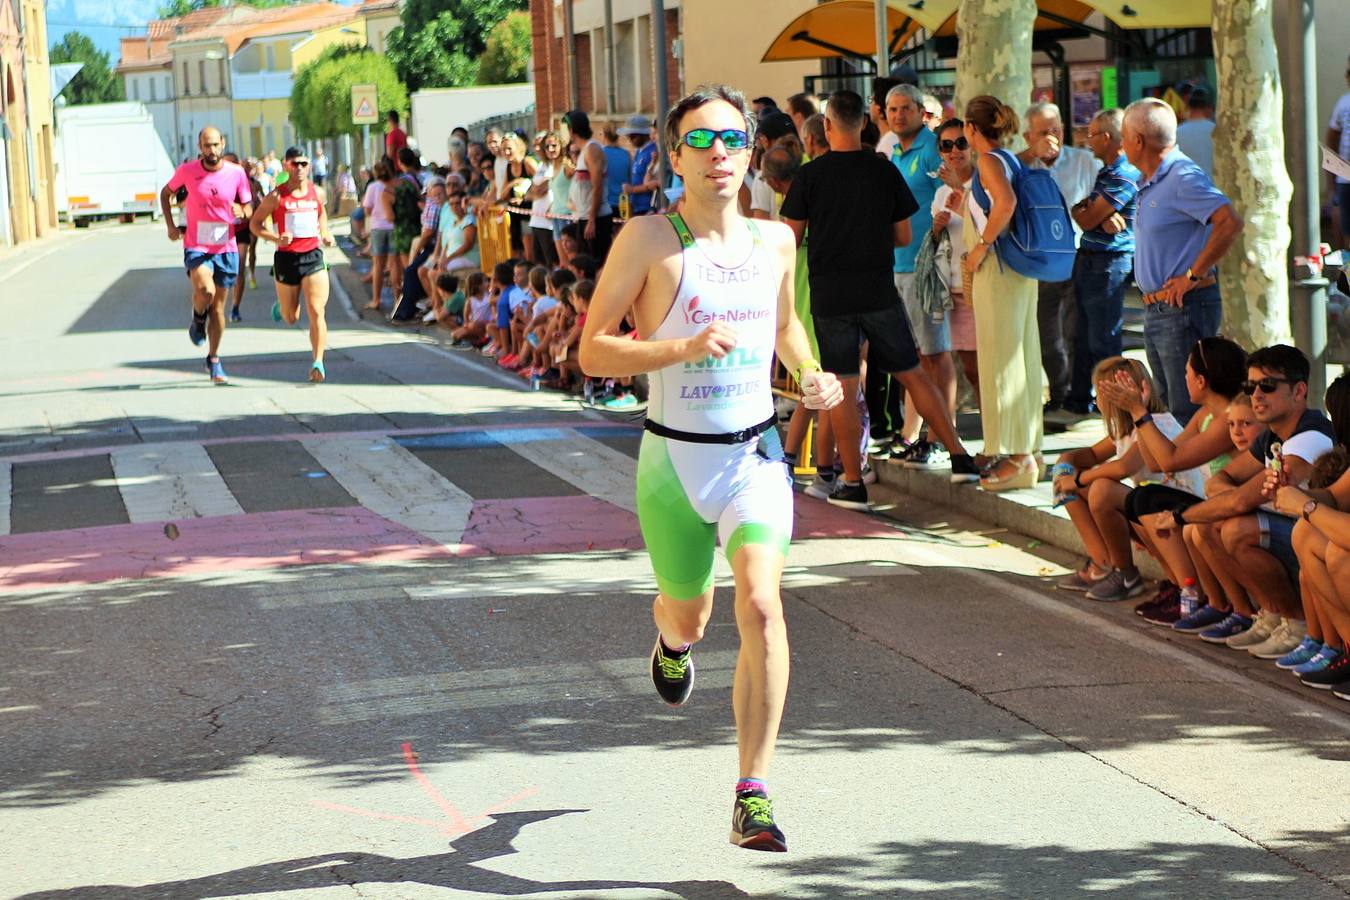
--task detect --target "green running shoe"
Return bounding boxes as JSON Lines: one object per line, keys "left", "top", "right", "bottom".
{"left": 730, "top": 790, "right": 787, "bottom": 852}
{"left": 650, "top": 636, "right": 694, "bottom": 706}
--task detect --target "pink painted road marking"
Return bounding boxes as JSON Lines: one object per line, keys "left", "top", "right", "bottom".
{"left": 0, "top": 507, "right": 453, "bottom": 593}
{"left": 459, "top": 496, "right": 645, "bottom": 557}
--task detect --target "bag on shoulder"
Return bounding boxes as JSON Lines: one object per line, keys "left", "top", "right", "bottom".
{"left": 971, "top": 148, "right": 1075, "bottom": 282}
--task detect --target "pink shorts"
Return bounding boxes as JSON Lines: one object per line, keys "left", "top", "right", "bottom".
{"left": 949, "top": 294, "right": 977, "bottom": 352}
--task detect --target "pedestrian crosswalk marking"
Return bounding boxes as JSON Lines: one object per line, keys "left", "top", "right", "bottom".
{"left": 301, "top": 436, "right": 474, "bottom": 550}
{"left": 110, "top": 444, "right": 245, "bottom": 523}
{"left": 500, "top": 429, "right": 638, "bottom": 513}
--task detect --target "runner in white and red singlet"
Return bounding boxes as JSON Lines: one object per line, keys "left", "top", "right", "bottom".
{"left": 160, "top": 127, "right": 253, "bottom": 384}
{"left": 250, "top": 146, "right": 335, "bottom": 383}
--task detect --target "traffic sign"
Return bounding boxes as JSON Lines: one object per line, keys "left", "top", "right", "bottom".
{"left": 351, "top": 84, "right": 379, "bottom": 125}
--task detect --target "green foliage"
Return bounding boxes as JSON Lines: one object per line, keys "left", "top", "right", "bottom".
{"left": 477, "top": 11, "right": 531, "bottom": 85}
{"left": 290, "top": 44, "right": 408, "bottom": 140}
{"left": 156, "top": 0, "right": 288, "bottom": 18}
{"left": 386, "top": 0, "right": 527, "bottom": 92}
{"left": 50, "top": 32, "right": 124, "bottom": 105}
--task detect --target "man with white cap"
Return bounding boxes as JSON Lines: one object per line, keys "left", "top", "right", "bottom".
{"left": 619, "top": 114, "right": 658, "bottom": 216}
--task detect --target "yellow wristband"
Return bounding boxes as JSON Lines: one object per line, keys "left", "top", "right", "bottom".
{"left": 795, "top": 359, "right": 822, "bottom": 384}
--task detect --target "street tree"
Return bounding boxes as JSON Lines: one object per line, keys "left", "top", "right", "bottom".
{"left": 156, "top": 0, "right": 289, "bottom": 17}
{"left": 385, "top": 0, "right": 526, "bottom": 92}
{"left": 478, "top": 11, "right": 531, "bottom": 85}
{"left": 953, "top": 0, "right": 1035, "bottom": 150}
{"left": 1212, "top": 0, "right": 1292, "bottom": 347}
{"left": 49, "top": 32, "right": 124, "bottom": 105}
{"left": 291, "top": 44, "right": 407, "bottom": 154}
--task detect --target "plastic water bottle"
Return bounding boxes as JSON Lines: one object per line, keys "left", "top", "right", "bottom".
{"left": 1179, "top": 578, "right": 1200, "bottom": 617}
{"left": 1051, "top": 462, "right": 1077, "bottom": 508}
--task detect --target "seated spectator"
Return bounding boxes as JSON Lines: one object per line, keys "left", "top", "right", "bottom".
{"left": 505, "top": 265, "right": 552, "bottom": 371}
{"left": 496, "top": 260, "right": 534, "bottom": 368}
{"left": 1164, "top": 345, "right": 1335, "bottom": 651}
{"left": 450, "top": 272, "right": 491, "bottom": 348}
{"left": 431, "top": 272, "right": 466, "bottom": 326}
{"left": 1272, "top": 373, "right": 1350, "bottom": 692}
{"left": 482, "top": 260, "right": 517, "bottom": 359}
{"left": 434, "top": 184, "right": 479, "bottom": 274}
{"left": 1093, "top": 337, "right": 1249, "bottom": 624}
{"left": 1051, "top": 358, "right": 1204, "bottom": 602}
{"left": 553, "top": 278, "right": 594, "bottom": 391}
{"left": 568, "top": 252, "right": 598, "bottom": 282}
{"left": 518, "top": 268, "right": 576, "bottom": 379}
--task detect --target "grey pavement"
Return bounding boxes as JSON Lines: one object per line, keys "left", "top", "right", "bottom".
{"left": 1, "top": 222, "right": 1348, "bottom": 898}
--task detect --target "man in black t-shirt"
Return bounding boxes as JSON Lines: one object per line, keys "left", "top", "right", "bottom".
{"left": 780, "top": 90, "right": 979, "bottom": 509}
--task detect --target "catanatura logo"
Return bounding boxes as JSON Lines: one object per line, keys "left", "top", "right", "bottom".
{"left": 681, "top": 295, "right": 772, "bottom": 328}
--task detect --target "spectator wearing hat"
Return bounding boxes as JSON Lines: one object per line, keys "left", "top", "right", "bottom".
{"left": 1176, "top": 85, "right": 1216, "bottom": 178}
{"left": 563, "top": 109, "right": 614, "bottom": 261}
{"left": 618, "top": 114, "right": 658, "bottom": 215}
{"left": 750, "top": 110, "right": 796, "bottom": 221}
{"left": 1123, "top": 98, "right": 1243, "bottom": 423}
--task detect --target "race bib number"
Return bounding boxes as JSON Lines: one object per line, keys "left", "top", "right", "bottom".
{"left": 195, "top": 221, "right": 231, "bottom": 245}
{"left": 285, "top": 210, "right": 320, "bottom": 238}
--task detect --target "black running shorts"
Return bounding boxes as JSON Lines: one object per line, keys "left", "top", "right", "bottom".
{"left": 272, "top": 247, "right": 326, "bottom": 286}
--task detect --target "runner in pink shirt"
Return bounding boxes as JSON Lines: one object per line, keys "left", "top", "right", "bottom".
{"left": 160, "top": 127, "right": 253, "bottom": 384}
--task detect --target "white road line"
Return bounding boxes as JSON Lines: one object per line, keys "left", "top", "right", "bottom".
{"left": 0, "top": 461, "right": 10, "bottom": 536}
{"left": 109, "top": 444, "right": 244, "bottom": 523}
{"left": 502, "top": 429, "right": 638, "bottom": 513}
{"left": 301, "top": 435, "right": 473, "bottom": 548}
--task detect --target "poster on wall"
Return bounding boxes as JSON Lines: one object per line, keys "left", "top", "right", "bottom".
{"left": 1071, "top": 65, "right": 1103, "bottom": 127}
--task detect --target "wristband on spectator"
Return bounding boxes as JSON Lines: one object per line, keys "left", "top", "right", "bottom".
{"left": 1073, "top": 470, "right": 1085, "bottom": 489}
{"left": 795, "top": 359, "right": 822, "bottom": 384}
{"left": 1134, "top": 413, "right": 1154, "bottom": 429}
{"left": 1172, "top": 508, "right": 1187, "bottom": 527}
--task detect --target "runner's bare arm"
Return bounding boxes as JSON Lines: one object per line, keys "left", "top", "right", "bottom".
{"left": 764, "top": 222, "right": 842, "bottom": 410}
{"left": 579, "top": 216, "right": 733, "bottom": 378}
{"left": 249, "top": 192, "right": 283, "bottom": 244}
{"left": 160, "top": 183, "right": 181, "bottom": 239}
{"left": 318, "top": 192, "right": 334, "bottom": 246}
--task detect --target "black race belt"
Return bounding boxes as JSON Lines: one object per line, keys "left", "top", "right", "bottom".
{"left": 643, "top": 415, "right": 777, "bottom": 445}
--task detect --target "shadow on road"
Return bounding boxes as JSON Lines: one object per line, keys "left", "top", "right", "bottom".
{"left": 17, "top": 809, "right": 751, "bottom": 899}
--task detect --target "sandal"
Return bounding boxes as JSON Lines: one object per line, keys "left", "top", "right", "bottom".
{"left": 980, "top": 455, "right": 1038, "bottom": 492}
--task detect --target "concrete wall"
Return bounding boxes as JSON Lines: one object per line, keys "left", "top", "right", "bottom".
{"left": 681, "top": 0, "right": 819, "bottom": 108}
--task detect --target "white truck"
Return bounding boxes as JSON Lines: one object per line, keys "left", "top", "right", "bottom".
{"left": 54, "top": 102, "right": 176, "bottom": 225}
{"left": 409, "top": 84, "right": 536, "bottom": 163}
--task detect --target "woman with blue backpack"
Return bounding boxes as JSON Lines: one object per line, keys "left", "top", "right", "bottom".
{"left": 961, "top": 95, "right": 1047, "bottom": 491}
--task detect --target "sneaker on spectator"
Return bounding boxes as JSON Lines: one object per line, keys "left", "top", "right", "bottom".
{"left": 1059, "top": 562, "right": 1108, "bottom": 593}
{"left": 1085, "top": 568, "right": 1145, "bottom": 602}
{"left": 826, "top": 480, "right": 870, "bottom": 511}
{"left": 1134, "top": 580, "right": 1177, "bottom": 617}
{"left": 901, "top": 440, "right": 948, "bottom": 469}
{"left": 1249, "top": 618, "right": 1307, "bottom": 660}
{"left": 949, "top": 454, "right": 981, "bottom": 484}
{"left": 1198, "top": 612, "right": 1253, "bottom": 643}
{"left": 480, "top": 343, "right": 497, "bottom": 357}
{"left": 1276, "top": 637, "right": 1323, "bottom": 670}
{"left": 1172, "top": 604, "right": 1228, "bottom": 633}
{"left": 861, "top": 462, "right": 877, "bottom": 485}
{"left": 1140, "top": 583, "right": 1182, "bottom": 626}
{"left": 1226, "top": 609, "right": 1279, "bottom": 649}
{"left": 1293, "top": 645, "right": 1342, "bottom": 677}
{"left": 885, "top": 439, "right": 916, "bottom": 466}
{"left": 1299, "top": 653, "right": 1350, "bottom": 690}
{"left": 1333, "top": 684, "right": 1350, "bottom": 702}
{"left": 803, "top": 474, "right": 836, "bottom": 500}
{"left": 604, "top": 393, "right": 639, "bottom": 409}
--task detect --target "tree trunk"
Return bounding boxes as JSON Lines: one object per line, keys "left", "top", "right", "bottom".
{"left": 1211, "top": 0, "right": 1293, "bottom": 347}
{"left": 955, "top": 0, "right": 1036, "bottom": 148}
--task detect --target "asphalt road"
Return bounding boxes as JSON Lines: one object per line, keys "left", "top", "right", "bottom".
{"left": 1, "top": 222, "right": 1348, "bottom": 899}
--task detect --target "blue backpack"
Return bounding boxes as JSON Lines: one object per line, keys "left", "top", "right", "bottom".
{"left": 971, "top": 148, "right": 1076, "bottom": 282}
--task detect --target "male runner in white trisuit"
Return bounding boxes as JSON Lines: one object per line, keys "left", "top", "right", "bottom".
{"left": 250, "top": 146, "right": 335, "bottom": 382}
{"left": 160, "top": 127, "right": 252, "bottom": 384}
{"left": 580, "top": 84, "right": 844, "bottom": 853}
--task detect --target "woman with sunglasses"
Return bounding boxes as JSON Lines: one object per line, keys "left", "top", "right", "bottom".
{"left": 497, "top": 132, "right": 536, "bottom": 259}
{"left": 580, "top": 85, "right": 842, "bottom": 854}
{"left": 250, "top": 146, "right": 335, "bottom": 383}
{"left": 526, "top": 132, "right": 562, "bottom": 267}
{"left": 929, "top": 119, "right": 980, "bottom": 412}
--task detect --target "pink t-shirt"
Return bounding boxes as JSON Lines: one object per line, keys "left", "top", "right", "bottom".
{"left": 168, "top": 160, "right": 253, "bottom": 254}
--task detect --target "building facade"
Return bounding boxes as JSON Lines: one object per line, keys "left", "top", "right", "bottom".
{"left": 0, "top": 0, "right": 56, "bottom": 245}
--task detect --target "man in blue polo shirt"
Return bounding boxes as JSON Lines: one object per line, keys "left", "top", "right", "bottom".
{"left": 1066, "top": 108, "right": 1141, "bottom": 415}
{"left": 1123, "top": 97, "right": 1244, "bottom": 423}
{"left": 885, "top": 83, "right": 950, "bottom": 467}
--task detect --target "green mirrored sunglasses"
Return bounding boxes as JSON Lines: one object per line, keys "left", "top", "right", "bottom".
{"left": 680, "top": 128, "right": 749, "bottom": 151}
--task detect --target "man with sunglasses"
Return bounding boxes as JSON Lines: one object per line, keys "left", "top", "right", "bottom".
{"left": 250, "top": 146, "right": 335, "bottom": 383}
{"left": 579, "top": 84, "right": 843, "bottom": 853}
{"left": 1166, "top": 346, "right": 1334, "bottom": 648}
{"left": 781, "top": 89, "right": 981, "bottom": 510}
